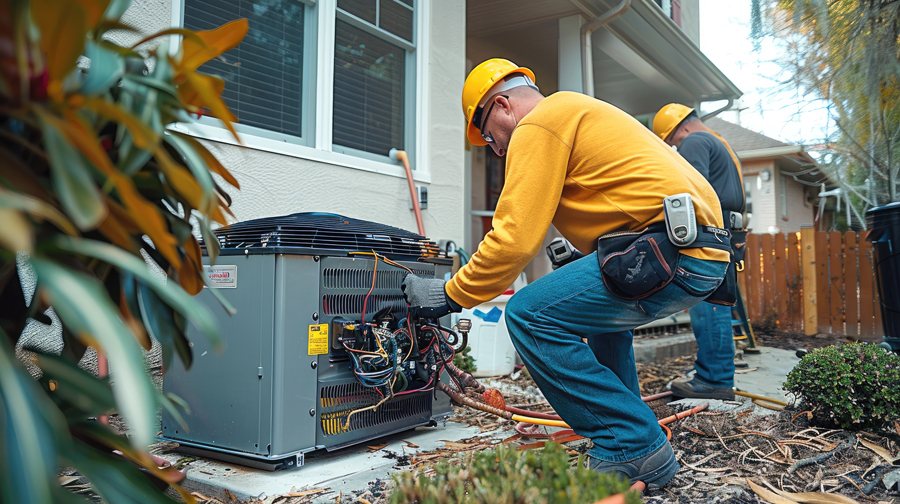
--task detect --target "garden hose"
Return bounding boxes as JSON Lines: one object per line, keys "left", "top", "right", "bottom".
{"left": 735, "top": 390, "right": 787, "bottom": 411}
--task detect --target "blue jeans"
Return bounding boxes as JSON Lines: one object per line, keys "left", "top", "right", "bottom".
{"left": 688, "top": 302, "right": 735, "bottom": 388}
{"left": 505, "top": 253, "right": 727, "bottom": 462}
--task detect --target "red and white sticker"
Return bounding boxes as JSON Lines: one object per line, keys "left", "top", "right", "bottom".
{"left": 204, "top": 265, "right": 237, "bottom": 289}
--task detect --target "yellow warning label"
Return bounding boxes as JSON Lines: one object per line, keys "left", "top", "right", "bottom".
{"left": 308, "top": 324, "right": 329, "bottom": 355}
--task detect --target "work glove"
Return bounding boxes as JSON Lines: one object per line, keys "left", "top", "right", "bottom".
{"left": 401, "top": 274, "right": 462, "bottom": 318}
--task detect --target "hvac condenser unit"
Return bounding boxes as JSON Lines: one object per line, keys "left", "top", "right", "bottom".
{"left": 161, "top": 213, "right": 454, "bottom": 470}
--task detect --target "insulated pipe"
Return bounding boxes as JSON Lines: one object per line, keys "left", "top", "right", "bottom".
{"left": 389, "top": 149, "right": 425, "bottom": 236}
{"left": 580, "top": 0, "right": 632, "bottom": 97}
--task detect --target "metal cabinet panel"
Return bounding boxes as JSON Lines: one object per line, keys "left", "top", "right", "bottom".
{"left": 162, "top": 255, "right": 275, "bottom": 456}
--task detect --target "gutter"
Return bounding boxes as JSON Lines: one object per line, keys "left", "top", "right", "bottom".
{"left": 735, "top": 145, "right": 804, "bottom": 160}
{"left": 576, "top": 0, "right": 632, "bottom": 97}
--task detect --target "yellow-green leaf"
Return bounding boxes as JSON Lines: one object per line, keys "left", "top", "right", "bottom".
{"left": 178, "top": 71, "right": 239, "bottom": 141}
{"left": 81, "top": 96, "right": 159, "bottom": 149}
{"left": 173, "top": 132, "right": 240, "bottom": 189}
{"left": 0, "top": 208, "right": 33, "bottom": 252}
{"left": 0, "top": 186, "right": 79, "bottom": 236}
{"left": 31, "top": 0, "right": 87, "bottom": 95}
{"left": 178, "top": 18, "right": 248, "bottom": 74}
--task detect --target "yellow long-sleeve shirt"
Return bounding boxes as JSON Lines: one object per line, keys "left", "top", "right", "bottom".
{"left": 446, "top": 92, "right": 728, "bottom": 308}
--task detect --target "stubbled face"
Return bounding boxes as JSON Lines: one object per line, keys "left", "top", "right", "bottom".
{"left": 666, "top": 123, "right": 691, "bottom": 149}
{"left": 480, "top": 96, "right": 517, "bottom": 157}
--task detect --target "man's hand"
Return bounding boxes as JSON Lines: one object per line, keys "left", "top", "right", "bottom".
{"left": 401, "top": 274, "right": 462, "bottom": 318}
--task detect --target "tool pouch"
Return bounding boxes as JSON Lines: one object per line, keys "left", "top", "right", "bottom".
{"left": 730, "top": 229, "right": 748, "bottom": 265}
{"left": 597, "top": 227, "right": 680, "bottom": 300}
{"left": 702, "top": 227, "right": 748, "bottom": 307}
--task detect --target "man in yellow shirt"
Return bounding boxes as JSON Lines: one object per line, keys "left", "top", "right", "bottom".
{"left": 401, "top": 59, "right": 731, "bottom": 489}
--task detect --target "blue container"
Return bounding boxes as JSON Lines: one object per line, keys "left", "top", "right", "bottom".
{"left": 866, "top": 202, "right": 900, "bottom": 350}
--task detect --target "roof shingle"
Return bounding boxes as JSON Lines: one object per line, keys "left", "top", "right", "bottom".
{"left": 704, "top": 117, "right": 791, "bottom": 152}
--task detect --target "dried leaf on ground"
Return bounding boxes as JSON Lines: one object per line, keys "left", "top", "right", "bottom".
{"left": 859, "top": 438, "right": 898, "bottom": 464}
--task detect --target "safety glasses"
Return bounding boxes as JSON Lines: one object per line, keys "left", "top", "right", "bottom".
{"left": 473, "top": 95, "right": 508, "bottom": 144}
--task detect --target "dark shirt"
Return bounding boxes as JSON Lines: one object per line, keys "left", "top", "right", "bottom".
{"left": 678, "top": 131, "right": 745, "bottom": 214}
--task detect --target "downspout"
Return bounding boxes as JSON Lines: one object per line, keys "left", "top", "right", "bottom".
{"left": 579, "top": 0, "right": 632, "bottom": 97}
{"left": 700, "top": 98, "right": 734, "bottom": 121}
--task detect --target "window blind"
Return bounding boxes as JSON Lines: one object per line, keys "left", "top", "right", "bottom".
{"left": 332, "top": 19, "right": 405, "bottom": 156}
{"left": 183, "top": 0, "right": 305, "bottom": 137}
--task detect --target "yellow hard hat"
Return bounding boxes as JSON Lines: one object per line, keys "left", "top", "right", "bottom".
{"left": 462, "top": 58, "right": 536, "bottom": 146}
{"left": 652, "top": 103, "right": 694, "bottom": 141}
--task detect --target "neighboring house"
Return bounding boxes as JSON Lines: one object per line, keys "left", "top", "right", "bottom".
{"left": 705, "top": 117, "right": 831, "bottom": 234}
{"left": 119, "top": 0, "right": 467, "bottom": 249}
{"left": 466, "top": 0, "right": 742, "bottom": 280}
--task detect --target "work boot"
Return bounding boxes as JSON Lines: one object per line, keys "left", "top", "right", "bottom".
{"left": 588, "top": 441, "right": 680, "bottom": 489}
{"left": 669, "top": 375, "right": 735, "bottom": 400}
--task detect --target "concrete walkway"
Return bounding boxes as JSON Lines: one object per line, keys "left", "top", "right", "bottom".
{"left": 159, "top": 341, "right": 800, "bottom": 502}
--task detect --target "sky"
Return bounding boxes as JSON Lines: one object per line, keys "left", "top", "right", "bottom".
{"left": 698, "top": 0, "right": 833, "bottom": 147}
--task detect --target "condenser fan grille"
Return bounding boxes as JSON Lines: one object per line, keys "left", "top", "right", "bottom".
{"left": 205, "top": 213, "right": 443, "bottom": 260}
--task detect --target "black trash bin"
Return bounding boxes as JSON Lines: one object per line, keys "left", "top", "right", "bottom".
{"left": 866, "top": 202, "right": 900, "bottom": 350}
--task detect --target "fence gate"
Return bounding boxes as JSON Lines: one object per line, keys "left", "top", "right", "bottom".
{"left": 736, "top": 229, "right": 883, "bottom": 339}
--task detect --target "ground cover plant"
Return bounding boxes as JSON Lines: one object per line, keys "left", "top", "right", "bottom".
{"left": 0, "top": 0, "right": 246, "bottom": 502}
{"left": 784, "top": 342, "right": 900, "bottom": 431}
{"left": 388, "top": 442, "right": 639, "bottom": 504}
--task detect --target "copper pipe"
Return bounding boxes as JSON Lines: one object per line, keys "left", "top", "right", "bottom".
{"left": 390, "top": 149, "right": 425, "bottom": 236}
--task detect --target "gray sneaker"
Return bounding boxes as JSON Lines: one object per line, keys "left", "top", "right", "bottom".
{"left": 588, "top": 441, "right": 680, "bottom": 489}
{"left": 670, "top": 376, "right": 735, "bottom": 400}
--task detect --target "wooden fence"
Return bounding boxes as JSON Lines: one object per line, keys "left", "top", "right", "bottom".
{"left": 736, "top": 229, "right": 884, "bottom": 338}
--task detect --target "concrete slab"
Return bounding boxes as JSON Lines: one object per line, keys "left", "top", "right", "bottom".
{"left": 735, "top": 346, "right": 800, "bottom": 404}
{"left": 159, "top": 420, "right": 482, "bottom": 502}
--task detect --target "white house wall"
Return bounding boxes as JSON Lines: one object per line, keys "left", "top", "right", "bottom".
{"left": 120, "top": 0, "right": 466, "bottom": 246}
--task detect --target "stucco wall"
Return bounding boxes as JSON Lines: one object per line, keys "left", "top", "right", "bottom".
{"left": 122, "top": 0, "right": 466, "bottom": 246}
{"left": 777, "top": 169, "right": 815, "bottom": 233}
{"left": 742, "top": 159, "right": 776, "bottom": 233}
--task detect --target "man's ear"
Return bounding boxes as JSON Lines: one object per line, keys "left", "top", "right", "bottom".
{"left": 495, "top": 96, "right": 512, "bottom": 114}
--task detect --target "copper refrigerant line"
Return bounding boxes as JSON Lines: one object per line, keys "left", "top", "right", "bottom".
{"left": 439, "top": 365, "right": 704, "bottom": 440}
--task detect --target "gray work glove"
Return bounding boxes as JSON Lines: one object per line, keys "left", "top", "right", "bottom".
{"left": 401, "top": 274, "right": 462, "bottom": 318}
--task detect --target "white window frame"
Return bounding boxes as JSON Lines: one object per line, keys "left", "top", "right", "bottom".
{"left": 168, "top": 0, "right": 431, "bottom": 183}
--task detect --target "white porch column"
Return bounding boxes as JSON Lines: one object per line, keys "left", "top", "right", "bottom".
{"left": 558, "top": 15, "right": 585, "bottom": 93}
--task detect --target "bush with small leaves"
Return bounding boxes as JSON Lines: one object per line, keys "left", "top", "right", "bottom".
{"left": 388, "top": 442, "right": 639, "bottom": 504}
{"left": 784, "top": 342, "right": 900, "bottom": 431}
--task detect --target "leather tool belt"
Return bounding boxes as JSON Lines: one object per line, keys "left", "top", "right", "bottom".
{"left": 597, "top": 222, "right": 737, "bottom": 306}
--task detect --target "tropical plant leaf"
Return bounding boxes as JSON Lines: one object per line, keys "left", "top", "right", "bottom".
{"left": 173, "top": 133, "right": 240, "bottom": 189}
{"left": 177, "top": 18, "right": 248, "bottom": 75}
{"left": 0, "top": 185, "right": 79, "bottom": 236}
{"left": 176, "top": 71, "right": 239, "bottom": 140}
{"left": 29, "top": 258, "right": 158, "bottom": 448}
{"left": 164, "top": 133, "right": 217, "bottom": 210}
{"left": 82, "top": 96, "right": 159, "bottom": 149}
{"left": 30, "top": 0, "right": 87, "bottom": 93}
{"left": 65, "top": 440, "right": 186, "bottom": 504}
{"left": 0, "top": 335, "right": 84, "bottom": 504}
{"left": 39, "top": 117, "right": 106, "bottom": 230}
{"left": 71, "top": 0, "right": 113, "bottom": 27}
{"left": 137, "top": 281, "right": 192, "bottom": 371}
{"left": 80, "top": 39, "right": 124, "bottom": 96}
{"left": 179, "top": 237, "right": 204, "bottom": 295}
{"left": 101, "top": 0, "right": 132, "bottom": 21}
{"left": 51, "top": 236, "right": 220, "bottom": 346}
{"left": 157, "top": 390, "right": 190, "bottom": 432}
{"left": 35, "top": 352, "right": 115, "bottom": 417}
{"left": 0, "top": 207, "right": 33, "bottom": 252}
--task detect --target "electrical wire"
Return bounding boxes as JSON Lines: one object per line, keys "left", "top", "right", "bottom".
{"left": 360, "top": 250, "right": 379, "bottom": 325}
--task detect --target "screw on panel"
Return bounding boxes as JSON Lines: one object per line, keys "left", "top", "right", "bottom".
{"left": 312, "top": 312, "right": 319, "bottom": 321}
{"left": 310, "top": 360, "right": 318, "bottom": 369}
{"left": 309, "top": 408, "right": 316, "bottom": 417}
{"left": 314, "top": 255, "right": 320, "bottom": 262}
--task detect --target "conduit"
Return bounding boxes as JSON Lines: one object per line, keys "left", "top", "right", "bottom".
{"left": 389, "top": 149, "right": 425, "bottom": 236}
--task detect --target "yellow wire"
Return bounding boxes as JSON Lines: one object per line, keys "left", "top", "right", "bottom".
{"left": 511, "top": 414, "right": 570, "bottom": 428}
{"left": 735, "top": 391, "right": 787, "bottom": 411}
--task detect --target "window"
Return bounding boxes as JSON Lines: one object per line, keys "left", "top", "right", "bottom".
{"left": 745, "top": 179, "right": 753, "bottom": 229}
{"left": 183, "top": 0, "right": 310, "bottom": 138}
{"left": 333, "top": 0, "right": 415, "bottom": 158}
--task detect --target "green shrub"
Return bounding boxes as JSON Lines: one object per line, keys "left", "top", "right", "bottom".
{"left": 452, "top": 345, "right": 477, "bottom": 374}
{"left": 388, "top": 442, "right": 639, "bottom": 504}
{"left": 784, "top": 342, "right": 900, "bottom": 431}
